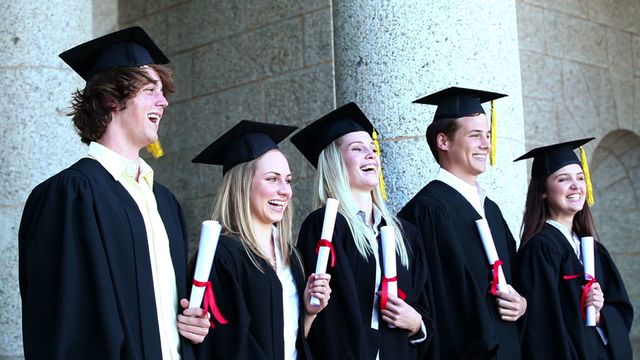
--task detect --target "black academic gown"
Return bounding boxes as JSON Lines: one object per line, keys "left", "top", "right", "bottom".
{"left": 515, "top": 223, "right": 634, "bottom": 360}
{"left": 296, "top": 208, "right": 433, "bottom": 360}
{"left": 18, "top": 158, "right": 193, "bottom": 359}
{"left": 398, "top": 180, "right": 520, "bottom": 360}
{"left": 194, "top": 234, "right": 312, "bottom": 360}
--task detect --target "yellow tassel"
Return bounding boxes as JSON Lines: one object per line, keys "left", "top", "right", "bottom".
{"left": 490, "top": 100, "right": 496, "bottom": 166}
{"left": 146, "top": 140, "right": 164, "bottom": 159}
{"left": 372, "top": 130, "right": 387, "bottom": 200}
{"left": 580, "top": 146, "right": 595, "bottom": 207}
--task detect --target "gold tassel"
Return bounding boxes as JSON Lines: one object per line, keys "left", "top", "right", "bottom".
{"left": 580, "top": 146, "right": 595, "bottom": 207}
{"left": 146, "top": 140, "right": 164, "bottom": 159}
{"left": 372, "top": 130, "right": 387, "bottom": 200}
{"left": 490, "top": 100, "right": 496, "bottom": 166}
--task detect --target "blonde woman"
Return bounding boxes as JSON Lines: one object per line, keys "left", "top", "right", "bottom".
{"left": 192, "top": 121, "right": 331, "bottom": 360}
{"left": 291, "top": 103, "right": 432, "bottom": 359}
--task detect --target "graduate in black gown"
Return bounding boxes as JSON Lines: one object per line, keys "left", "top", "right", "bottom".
{"left": 191, "top": 120, "right": 331, "bottom": 360}
{"left": 513, "top": 138, "right": 633, "bottom": 359}
{"left": 18, "top": 27, "right": 210, "bottom": 359}
{"left": 291, "top": 103, "right": 433, "bottom": 360}
{"left": 398, "top": 87, "right": 527, "bottom": 359}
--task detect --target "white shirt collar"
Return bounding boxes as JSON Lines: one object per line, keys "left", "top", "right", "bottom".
{"left": 435, "top": 167, "right": 486, "bottom": 217}
{"left": 87, "top": 142, "right": 154, "bottom": 186}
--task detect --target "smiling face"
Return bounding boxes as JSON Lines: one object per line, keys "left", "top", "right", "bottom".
{"left": 111, "top": 66, "right": 168, "bottom": 151}
{"left": 337, "top": 131, "right": 380, "bottom": 193}
{"left": 438, "top": 113, "right": 490, "bottom": 184}
{"left": 544, "top": 163, "right": 586, "bottom": 222}
{"left": 249, "top": 150, "right": 293, "bottom": 228}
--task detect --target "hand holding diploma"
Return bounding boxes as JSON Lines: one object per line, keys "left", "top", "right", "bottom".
{"left": 475, "top": 218, "right": 508, "bottom": 294}
{"left": 311, "top": 198, "right": 339, "bottom": 306}
{"left": 189, "top": 220, "right": 228, "bottom": 328}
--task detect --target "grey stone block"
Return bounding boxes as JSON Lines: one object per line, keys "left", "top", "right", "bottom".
{"left": 560, "top": 60, "right": 616, "bottom": 136}
{"left": 167, "top": 0, "right": 244, "bottom": 53}
{"left": 518, "top": 0, "right": 588, "bottom": 18}
{"left": 634, "top": 35, "right": 640, "bottom": 77}
{"left": 0, "top": 0, "right": 92, "bottom": 67}
{"left": 118, "top": 0, "right": 146, "bottom": 23}
{"left": 122, "top": 13, "right": 168, "bottom": 52}
{"left": 290, "top": 174, "right": 317, "bottom": 242}
{"left": 245, "top": 0, "right": 328, "bottom": 29}
{"left": 264, "top": 63, "right": 334, "bottom": 126}
{"left": 147, "top": 0, "right": 189, "bottom": 14}
{"left": 593, "top": 209, "right": 640, "bottom": 254}
{"left": 523, "top": 97, "right": 560, "bottom": 147}
{"left": 0, "top": 206, "right": 23, "bottom": 356}
{"left": 586, "top": 0, "right": 640, "bottom": 33}
{"left": 0, "top": 68, "right": 85, "bottom": 206}
{"left": 545, "top": 11, "right": 607, "bottom": 67}
{"left": 592, "top": 152, "right": 626, "bottom": 191}
{"left": 303, "top": 8, "right": 332, "bottom": 66}
{"left": 520, "top": 52, "right": 562, "bottom": 101}
{"left": 181, "top": 195, "right": 217, "bottom": 258}
{"left": 168, "top": 52, "right": 192, "bottom": 102}
{"left": 92, "top": 0, "right": 118, "bottom": 36}
{"left": 192, "top": 19, "right": 303, "bottom": 96}
{"left": 606, "top": 28, "right": 634, "bottom": 131}
{"left": 516, "top": 2, "right": 545, "bottom": 53}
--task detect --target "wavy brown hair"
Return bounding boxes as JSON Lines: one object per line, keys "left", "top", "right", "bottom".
{"left": 68, "top": 64, "right": 175, "bottom": 144}
{"left": 520, "top": 174, "right": 598, "bottom": 249}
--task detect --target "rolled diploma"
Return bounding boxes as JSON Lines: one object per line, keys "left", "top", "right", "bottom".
{"left": 188, "top": 220, "right": 223, "bottom": 309}
{"left": 475, "top": 218, "right": 508, "bottom": 293}
{"left": 310, "top": 198, "right": 339, "bottom": 306}
{"left": 380, "top": 226, "right": 397, "bottom": 298}
{"left": 581, "top": 236, "right": 596, "bottom": 326}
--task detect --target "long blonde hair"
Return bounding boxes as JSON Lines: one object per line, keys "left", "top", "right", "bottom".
{"left": 212, "top": 155, "right": 294, "bottom": 271}
{"left": 314, "top": 141, "right": 409, "bottom": 267}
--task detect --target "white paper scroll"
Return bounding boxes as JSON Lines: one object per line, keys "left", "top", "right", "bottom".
{"left": 581, "top": 236, "right": 596, "bottom": 326}
{"left": 189, "top": 220, "right": 223, "bottom": 309}
{"left": 380, "top": 226, "right": 397, "bottom": 298}
{"left": 310, "top": 198, "right": 339, "bottom": 306}
{"left": 475, "top": 218, "right": 508, "bottom": 293}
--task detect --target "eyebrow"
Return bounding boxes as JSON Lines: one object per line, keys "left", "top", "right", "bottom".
{"left": 262, "top": 171, "right": 292, "bottom": 177}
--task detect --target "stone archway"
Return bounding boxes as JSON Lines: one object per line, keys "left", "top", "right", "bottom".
{"left": 590, "top": 129, "right": 640, "bottom": 355}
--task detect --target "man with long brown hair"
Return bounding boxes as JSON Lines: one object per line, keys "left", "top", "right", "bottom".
{"left": 19, "top": 27, "right": 209, "bottom": 359}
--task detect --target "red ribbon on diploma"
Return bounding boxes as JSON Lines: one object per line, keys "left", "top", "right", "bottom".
{"left": 315, "top": 239, "right": 336, "bottom": 268}
{"left": 192, "top": 280, "right": 229, "bottom": 329}
{"left": 380, "top": 276, "right": 407, "bottom": 310}
{"left": 489, "top": 259, "right": 503, "bottom": 296}
{"left": 563, "top": 273, "right": 597, "bottom": 320}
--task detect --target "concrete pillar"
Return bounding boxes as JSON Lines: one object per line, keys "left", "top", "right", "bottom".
{"left": 332, "top": 0, "right": 528, "bottom": 235}
{"left": 0, "top": 0, "right": 92, "bottom": 357}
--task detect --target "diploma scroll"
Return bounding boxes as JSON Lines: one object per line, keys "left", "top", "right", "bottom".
{"left": 189, "top": 220, "right": 223, "bottom": 308}
{"left": 475, "top": 218, "right": 508, "bottom": 294}
{"left": 311, "top": 198, "right": 339, "bottom": 306}
{"left": 581, "top": 236, "right": 596, "bottom": 327}
{"left": 380, "top": 226, "right": 398, "bottom": 301}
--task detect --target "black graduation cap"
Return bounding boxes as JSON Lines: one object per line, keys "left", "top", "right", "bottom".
{"left": 513, "top": 138, "right": 594, "bottom": 178}
{"left": 290, "top": 102, "right": 374, "bottom": 168}
{"left": 59, "top": 26, "right": 169, "bottom": 81}
{"left": 413, "top": 86, "right": 507, "bottom": 121}
{"left": 192, "top": 120, "right": 298, "bottom": 174}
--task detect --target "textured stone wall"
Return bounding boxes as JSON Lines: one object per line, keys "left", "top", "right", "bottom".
{"left": 331, "top": 0, "right": 528, "bottom": 237}
{"left": 118, "top": 0, "right": 336, "bottom": 248}
{"left": 0, "top": 0, "right": 94, "bottom": 357}
{"left": 516, "top": 0, "right": 640, "bottom": 354}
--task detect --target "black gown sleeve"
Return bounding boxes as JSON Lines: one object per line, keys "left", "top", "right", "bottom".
{"left": 399, "top": 199, "right": 499, "bottom": 360}
{"left": 515, "top": 235, "right": 579, "bottom": 359}
{"left": 595, "top": 243, "right": 634, "bottom": 359}
{"left": 19, "top": 173, "right": 125, "bottom": 359}
{"left": 194, "top": 241, "right": 270, "bottom": 360}
{"left": 297, "top": 209, "right": 371, "bottom": 359}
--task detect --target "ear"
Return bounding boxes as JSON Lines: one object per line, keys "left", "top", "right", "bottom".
{"left": 436, "top": 133, "right": 449, "bottom": 152}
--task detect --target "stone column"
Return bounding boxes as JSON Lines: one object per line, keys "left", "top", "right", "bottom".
{"left": 332, "top": 0, "right": 528, "bottom": 234}
{"left": 0, "top": 0, "right": 91, "bottom": 357}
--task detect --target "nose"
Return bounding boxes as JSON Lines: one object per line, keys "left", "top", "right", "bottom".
{"left": 278, "top": 180, "right": 292, "bottom": 197}
{"left": 480, "top": 133, "right": 490, "bottom": 148}
{"left": 365, "top": 147, "right": 376, "bottom": 159}
{"left": 157, "top": 92, "right": 169, "bottom": 107}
